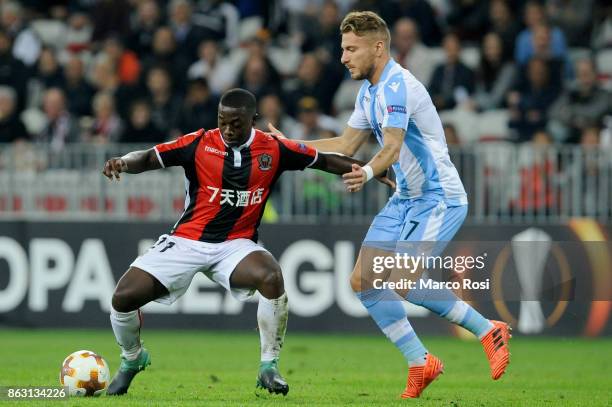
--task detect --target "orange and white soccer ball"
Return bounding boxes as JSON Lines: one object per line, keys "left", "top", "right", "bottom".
{"left": 59, "top": 350, "right": 110, "bottom": 396}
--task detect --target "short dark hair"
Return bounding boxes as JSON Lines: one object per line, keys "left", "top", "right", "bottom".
{"left": 220, "top": 88, "right": 257, "bottom": 113}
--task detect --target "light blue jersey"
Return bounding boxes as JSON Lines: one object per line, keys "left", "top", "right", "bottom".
{"left": 348, "top": 59, "right": 467, "bottom": 207}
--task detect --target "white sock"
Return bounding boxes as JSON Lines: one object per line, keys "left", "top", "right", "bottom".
{"left": 110, "top": 306, "right": 142, "bottom": 361}
{"left": 257, "top": 292, "right": 288, "bottom": 362}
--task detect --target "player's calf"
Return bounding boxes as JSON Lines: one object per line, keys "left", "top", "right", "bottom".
{"left": 108, "top": 268, "right": 166, "bottom": 395}
{"left": 108, "top": 306, "right": 149, "bottom": 396}
{"left": 231, "top": 251, "right": 290, "bottom": 395}
{"left": 256, "top": 291, "right": 289, "bottom": 396}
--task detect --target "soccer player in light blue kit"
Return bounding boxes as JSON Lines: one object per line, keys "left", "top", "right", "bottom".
{"left": 270, "top": 11, "right": 511, "bottom": 398}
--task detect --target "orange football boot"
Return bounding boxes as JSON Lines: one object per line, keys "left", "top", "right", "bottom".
{"left": 400, "top": 354, "right": 444, "bottom": 399}
{"left": 481, "top": 320, "right": 512, "bottom": 380}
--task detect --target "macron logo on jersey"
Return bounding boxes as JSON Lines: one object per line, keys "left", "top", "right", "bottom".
{"left": 388, "top": 81, "right": 400, "bottom": 93}
{"left": 204, "top": 146, "right": 228, "bottom": 157}
{"left": 387, "top": 105, "right": 407, "bottom": 114}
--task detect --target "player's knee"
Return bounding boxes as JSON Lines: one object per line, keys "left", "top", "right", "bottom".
{"left": 263, "top": 267, "right": 283, "bottom": 289}
{"left": 111, "top": 289, "right": 136, "bottom": 313}
{"left": 257, "top": 265, "right": 284, "bottom": 297}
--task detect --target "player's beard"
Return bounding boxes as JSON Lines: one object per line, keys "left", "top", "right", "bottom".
{"left": 350, "top": 62, "right": 375, "bottom": 81}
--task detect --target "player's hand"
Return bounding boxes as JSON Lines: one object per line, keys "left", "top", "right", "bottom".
{"left": 103, "top": 157, "right": 127, "bottom": 181}
{"left": 375, "top": 173, "right": 396, "bottom": 190}
{"left": 342, "top": 163, "right": 367, "bottom": 193}
{"left": 267, "top": 122, "right": 287, "bottom": 139}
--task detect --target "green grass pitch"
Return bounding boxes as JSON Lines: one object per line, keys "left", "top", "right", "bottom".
{"left": 1, "top": 329, "right": 610, "bottom": 406}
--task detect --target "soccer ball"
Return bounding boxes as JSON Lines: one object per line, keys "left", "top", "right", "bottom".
{"left": 59, "top": 350, "right": 110, "bottom": 396}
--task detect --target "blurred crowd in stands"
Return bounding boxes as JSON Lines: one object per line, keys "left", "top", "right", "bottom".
{"left": 0, "top": 0, "right": 610, "bottom": 152}
{"left": 0, "top": 0, "right": 609, "bottom": 220}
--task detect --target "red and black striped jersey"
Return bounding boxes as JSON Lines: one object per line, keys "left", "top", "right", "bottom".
{"left": 154, "top": 128, "right": 317, "bottom": 243}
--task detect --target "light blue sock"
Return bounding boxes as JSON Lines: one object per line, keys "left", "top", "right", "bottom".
{"left": 356, "top": 289, "right": 428, "bottom": 366}
{"left": 406, "top": 279, "right": 493, "bottom": 338}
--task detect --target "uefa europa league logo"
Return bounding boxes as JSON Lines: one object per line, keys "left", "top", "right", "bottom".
{"left": 511, "top": 228, "right": 551, "bottom": 334}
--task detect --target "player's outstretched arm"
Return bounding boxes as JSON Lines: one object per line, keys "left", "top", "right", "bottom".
{"left": 102, "top": 148, "right": 162, "bottom": 181}
{"left": 268, "top": 123, "right": 371, "bottom": 157}
{"left": 311, "top": 152, "right": 395, "bottom": 189}
{"left": 342, "top": 127, "right": 405, "bottom": 193}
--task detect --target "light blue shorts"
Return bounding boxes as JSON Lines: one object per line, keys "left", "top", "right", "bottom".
{"left": 363, "top": 195, "right": 467, "bottom": 254}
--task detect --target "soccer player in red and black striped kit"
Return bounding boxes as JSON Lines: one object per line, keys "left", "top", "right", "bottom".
{"left": 102, "top": 88, "right": 394, "bottom": 396}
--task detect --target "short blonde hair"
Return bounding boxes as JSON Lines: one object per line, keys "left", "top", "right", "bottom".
{"left": 340, "top": 11, "right": 390, "bottom": 50}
